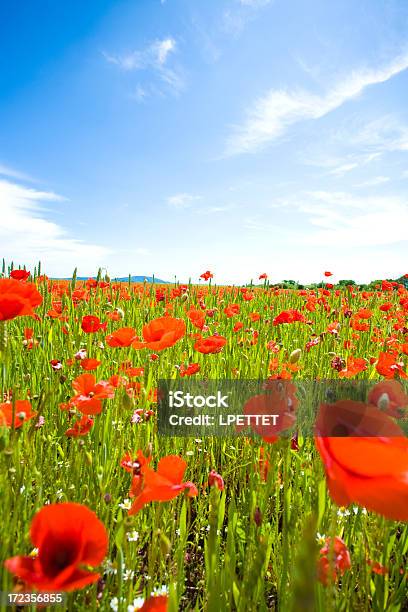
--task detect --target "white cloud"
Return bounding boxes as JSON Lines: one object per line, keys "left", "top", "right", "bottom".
{"left": 223, "top": 0, "right": 272, "bottom": 36}
{"left": 226, "top": 53, "right": 408, "bottom": 155}
{"left": 327, "top": 162, "right": 360, "bottom": 177}
{"left": 355, "top": 176, "right": 390, "bottom": 188}
{"left": 350, "top": 115, "right": 408, "bottom": 153}
{"left": 103, "top": 37, "right": 176, "bottom": 71}
{"left": 103, "top": 37, "right": 184, "bottom": 95}
{"left": 0, "top": 178, "right": 110, "bottom": 276}
{"left": 167, "top": 193, "right": 202, "bottom": 209}
{"left": 154, "top": 38, "right": 175, "bottom": 65}
{"left": 0, "top": 163, "right": 35, "bottom": 182}
{"left": 296, "top": 190, "right": 408, "bottom": 247}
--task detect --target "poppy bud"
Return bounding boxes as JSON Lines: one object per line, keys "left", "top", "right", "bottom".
{"left": 181, "top": 292, "right": 189, "bottom": 302}
{"left": 253, "top": 507, "right": 262, "bottom": 526}
{"left": 289, "top": 349, "right": 302, "bottom": 364}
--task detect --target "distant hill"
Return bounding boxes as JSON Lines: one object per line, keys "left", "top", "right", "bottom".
{"left": 113, "top": 276, "right": 169, "bottom": 284}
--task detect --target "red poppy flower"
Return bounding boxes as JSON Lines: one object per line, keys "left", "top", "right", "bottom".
{"left": 324, "top": 271, "right": 333, "bottom": 277}
{"left": 132, "top": 317, "right": 186, "bottom": 351}
{"left": 139, "top": 595, "right": 168, "bottom": 611}
{"left": 238, "top": 382, "right": 297, "bottom": 442}
{"left": 50, "top": 359, "right": 63, "bottom": 371}
{"left": 224, "top": 303, "right": 240, "bottom": 317}
{"left": 106, "top": 327, "right": 139, "bottom": 347}
{"left": 318, "top": 536, "right": 351, "bottom": 586}
{"left": 273, "top": 309, "right": 305, "bottom": 325}
{"left": 10, "top": 269, "right": 30, "bottom": 281}
{"left": 124, "top": 366, "right": 145, "bottom": 377}
{"left": 367, "top": 559, "right": 388, "bottom": 575}
{"left": 4, "top": 502, "right": 108, "bottom": 592}
{"left": 186, "top": 308, "right": 206, "bottom": 330}
{"left": 65, "top": 415, "right": 94, "bottom": 437}
{"left": 70, "top": 374, "right": 115, "bottom": 415}
{"left": 200, "top": 271, "right": 213, "bottom": 281}
{"left": 80, "top": 358, "right": 101, "bottom": 371}
{"left": 194, "top": 335, "right": 227, "bottom": 354}
{"left": 338, "top": 356, "right": 367, "bottom": 378}
{"left": 376, "top": 351, "right": 407, "bottom": 379}
{"left": 315, "top": 400, "right": 408, "bottom": 520}
{"left": 128, "top": 455, "right": 198, "bottom": 515}
{"left": 179, "top": 363, "right": 200, "bottom": 377}
{"left": 208, "top": 470, "right": 225, "bottom": 490}
{"left": 121, "top": 450, "right": 151, "bottom": 475}
{"left": 81, "top": 315, "right": 107, "bottom": 333}
{"left": 0, "top": 400, "right": 36, "bottom": 428}
{"left": 368, "top": 380, "right": 408, "bottom": 417}
{"left": 0, "top": 279, "right": 42, "bottom": 321}
{"left": 259, "top": 273, "right": 268, "bottom": 280}
{"left": 109, "top": 374, "right": 127, "bottom": 388}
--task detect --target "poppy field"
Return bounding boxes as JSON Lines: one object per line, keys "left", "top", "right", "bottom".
{"left": 1, "top": 267, "right": 408, "bottom": 611}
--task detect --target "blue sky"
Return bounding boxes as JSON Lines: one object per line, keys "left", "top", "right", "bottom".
{"left": 0, "top": 0, "right": 407, "bottom": 284}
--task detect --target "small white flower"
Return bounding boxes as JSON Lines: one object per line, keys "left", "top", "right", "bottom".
{"left": 111, "top": 597, "right": 125, "bottom": 611}
{"left": 316, "top": 532, "right": 326, "bottom": 545}
{"left": 186, "top": 450, "right": 194, "bottom": 456}
{"left": 124, "top": 569, "right": 135, "bottom": 581}
{"left": 128, "top": 598, "right": 145, "bottom": 612}
{"left": 119, "top": 498, "right": 132, "bottom": 510}
{"left": 151, "top": 585, "right": 169, "bottom": 596}
{"left": 103, "top": 560, "right": 117, "bottom": 575}
{"left": 127, "top": 530, "right": 139, "bottom": 542}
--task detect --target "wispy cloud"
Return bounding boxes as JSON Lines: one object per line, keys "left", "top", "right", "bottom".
{"left": 103, "top": 37, "right": 176, "bottom": 71}
{"left": 223, "top": 0, "right": 273, "bottom": 36}
{"left": 355, "top": 176, "right": 390, "bottom": 188}
{"left": 349, "top": 115, "right": 408, "bottom": 153}
{"left": 167, "top": 193, "right": 202, "bottom": 209}
{"left": 103, "top": 37, "right": 184, "bottom": 95}
{"left": 0, "top": 163, "right": 35, "bottom": 183}
{"left": 0, "top": 178, "right": 110, "bottom": 275}
{"left": 226, "top": 53, "right": 408, "bottom": 155}
{"left": 292, "top": 190, "right": 408, "bottom": 247}
{"left": 303, "top": 151, "right": 382, "bottom": 178}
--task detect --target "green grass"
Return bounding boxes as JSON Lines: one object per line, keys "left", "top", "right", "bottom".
{"left": 1, "top": 276, "right": 407, "bottom": 611}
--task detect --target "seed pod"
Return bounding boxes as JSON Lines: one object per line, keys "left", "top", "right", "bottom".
{"left": 289, "top": 348, "right": 302, "bottom": 364}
